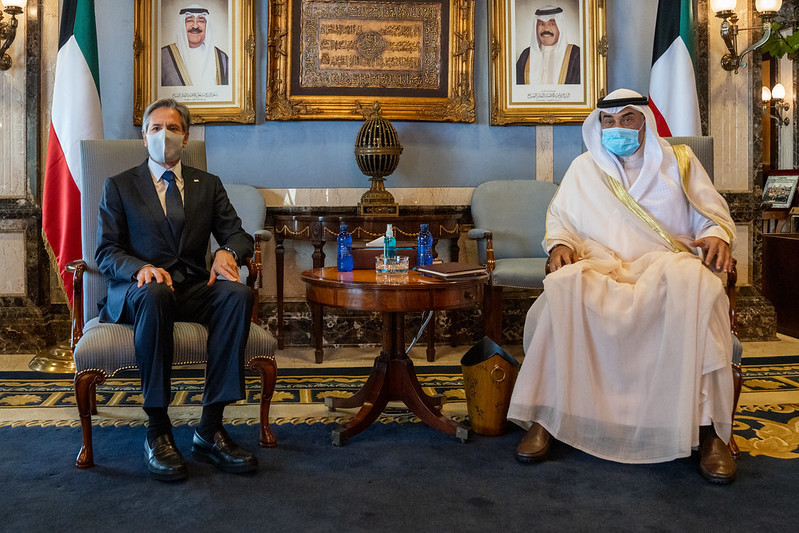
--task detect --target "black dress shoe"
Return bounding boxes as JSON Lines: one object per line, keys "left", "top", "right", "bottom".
{"left": 192, "top": 429, "right": 258, "bottom": 474}
{"left": 145, "top": 434, "right": 188, "bottom": 482}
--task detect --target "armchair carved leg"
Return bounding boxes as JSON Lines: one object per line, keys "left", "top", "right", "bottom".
{"left": 74, "top": 370, "right": 106, "bottom": 469}
{"left": 730, "top": 362, "right": 742, "bottom": 458}
{"left": 248, "top": 356, "right": 278, "bottom": 448}
{"left": 481, "top": 231, "right": 504, "bottom": 344}
{"left": 726, "top": 259, "right": 740, "bottom": 457}
{"left": 483, "top": 284, "right": 504, "bottom": 344}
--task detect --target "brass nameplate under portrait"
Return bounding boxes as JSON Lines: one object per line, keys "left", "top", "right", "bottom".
{"left": 358, "top": 203, "right": 401, "bottom": 216}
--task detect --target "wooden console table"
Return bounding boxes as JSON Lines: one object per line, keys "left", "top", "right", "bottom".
{"left": 270, "top": 207, "right": 465, "bottom": 363}
{"left": 762, "top": 233, "right": 799, "bottom": 337}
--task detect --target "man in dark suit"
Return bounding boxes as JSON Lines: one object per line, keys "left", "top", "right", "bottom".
{"left": 96, "top": 98, "right": 256, "bottom": 481}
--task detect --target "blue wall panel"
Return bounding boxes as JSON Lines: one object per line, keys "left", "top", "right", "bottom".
{"left": 95, "top": 1, "right": 658, "bottom": 188}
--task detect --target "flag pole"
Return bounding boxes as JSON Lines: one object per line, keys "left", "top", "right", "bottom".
{"left": 31, "top": 0, "right": 102, "bottom": 374}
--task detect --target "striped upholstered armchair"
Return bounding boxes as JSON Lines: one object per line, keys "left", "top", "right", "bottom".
{"left": 67, "top": 140, "right": 277, "bottom": 469}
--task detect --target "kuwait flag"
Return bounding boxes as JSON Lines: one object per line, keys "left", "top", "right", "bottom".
{"left": 648, "top": 0, "right": 701, "bottom": 136}
{"left": 42, "top": 0, "right": 103, "bottom": 307}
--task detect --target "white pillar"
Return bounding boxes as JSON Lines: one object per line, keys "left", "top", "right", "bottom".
{"left": 535, "top": 125, "right": 554, "bottom": 182}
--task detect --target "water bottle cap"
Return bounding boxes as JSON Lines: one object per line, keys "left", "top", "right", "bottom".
{"left": 340, "top": 224, "right": 347, "bottom": 231}
{"left": 420, "top": 223, "right": 428, "bottom": 229}
{"left": 386, "top": 224, "right": 394, "bottom": 238}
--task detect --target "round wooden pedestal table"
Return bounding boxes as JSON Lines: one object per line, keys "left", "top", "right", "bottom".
{"left": 300, "top": 267, "right": 486, "bottom": 445}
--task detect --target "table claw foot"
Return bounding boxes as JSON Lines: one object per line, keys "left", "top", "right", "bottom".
{"left": 332, "top": 428, "right": 348, "bottom": 447}
{"left": 324, "top": 397, "right": 336, "bottom": 412}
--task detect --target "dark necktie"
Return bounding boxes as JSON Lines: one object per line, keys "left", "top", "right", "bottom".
{"left": 162, "top": 170, "right": 185, "bottom": 246}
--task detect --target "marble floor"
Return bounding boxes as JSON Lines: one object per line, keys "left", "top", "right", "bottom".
{"left": 1, "top": 335, "right": 797, "bottom": 426}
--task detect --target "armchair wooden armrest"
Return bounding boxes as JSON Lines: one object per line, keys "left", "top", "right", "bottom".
{"left": 726, "top": 258, "right": 737, "bottom": 336}
{"left": 467, "top": 229, "right": 496, "bottom": 275}
{"left": 66, "top": 259, "right": 88, "bottom": 348}
{"left": 245, "top": 231, "right": 270, "bottom": 323}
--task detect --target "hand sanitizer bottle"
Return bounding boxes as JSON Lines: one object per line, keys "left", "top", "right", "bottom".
{"left": 384, "top": 224, "right": 396, "bottom": 259}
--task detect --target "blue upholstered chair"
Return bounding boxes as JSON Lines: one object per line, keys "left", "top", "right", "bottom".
{"left": 468, "top": 179, "right": 559, "bottom": 343}
{"left": 68, "top": 140, "right": 277, "bottom": 469}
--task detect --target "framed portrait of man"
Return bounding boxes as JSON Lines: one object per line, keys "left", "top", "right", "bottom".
{"left": 133, "top": 0, "right": 256, "bottom": 124}
{"left": 489, "top": 0, "right": 606, "bottom": 125}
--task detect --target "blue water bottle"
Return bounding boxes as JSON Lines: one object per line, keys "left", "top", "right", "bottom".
{"left": 337, "top": 224, "right": 353, "bottom": 272}
{"left": 417, "top": 223, "right": 433, "bottom": 266}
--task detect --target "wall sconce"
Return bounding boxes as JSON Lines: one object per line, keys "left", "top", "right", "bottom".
{"left": 0, "top": 0, "right": 26, "bottom": 71}
{"left": 712, "top": 0, "right": 783, "bottom": 72}
{"left": 762, "top": 83, "right": 790, "bottom": 125}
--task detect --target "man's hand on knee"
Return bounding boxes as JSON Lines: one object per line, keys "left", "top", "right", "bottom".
{"left": 548, "top": 244, "right": 577, "bottom": 272}
{"left": 690, "top": 236, "right": 732, "bottom": 273}
{"left": 208, "top": 249, "right": 242, "bottom": 285}
{"left": 136, "top": 265, "right": 174, "bottom": 290}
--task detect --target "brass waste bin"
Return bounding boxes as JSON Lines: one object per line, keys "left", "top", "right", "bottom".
{"left": 461, "top": 336, "right": 520, "bottom": 436}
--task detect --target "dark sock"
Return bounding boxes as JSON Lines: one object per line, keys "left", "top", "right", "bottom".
{"left": 144, "top": 407, "right": 172, "bottom": 447}
{"left": 699, "top": 425, "right": 715, "bottom": 444}
{"left": 197, "top": 401, "right": 229, "bottom": 441}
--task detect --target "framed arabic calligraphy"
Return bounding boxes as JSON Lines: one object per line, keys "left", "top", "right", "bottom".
{"left": 489, "top": 0, "right": 606, "bottom": 125}
{"left": 133, "top": 0, "right": 256, "bottom": 124}
{"left": 266, "top": 0, "right": 475, "bottom": 122}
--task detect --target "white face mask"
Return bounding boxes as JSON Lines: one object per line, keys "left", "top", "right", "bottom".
{"left": 146, "top": 129, "right": 185, "bottom": 164}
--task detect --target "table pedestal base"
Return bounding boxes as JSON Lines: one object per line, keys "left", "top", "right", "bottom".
{"left": 324, "top": 311, "right": 469, "bottom": 445}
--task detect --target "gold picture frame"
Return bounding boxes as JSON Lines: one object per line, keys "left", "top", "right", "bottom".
{"left": 266, "top": 0, "right": 475, "bottom": 122}
{"left": 133, "top": 0, "right": 256, "bottom": 124}
{"left": 489, "top": 0, "right": 607, "bottom": 125}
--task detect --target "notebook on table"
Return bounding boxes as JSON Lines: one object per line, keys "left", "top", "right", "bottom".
{"left": 415, "top": 262, "right": 486, "bottom": 279}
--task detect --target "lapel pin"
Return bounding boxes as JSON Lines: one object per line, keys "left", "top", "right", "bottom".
{"left": 193, "top": 179, "right": 199, "bottom": 182}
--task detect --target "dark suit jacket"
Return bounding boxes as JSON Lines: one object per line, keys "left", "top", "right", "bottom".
{"left": 96, "top": 160, "right": 253, "bottom": 323}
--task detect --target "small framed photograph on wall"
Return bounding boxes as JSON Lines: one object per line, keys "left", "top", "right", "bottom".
{"left": 133, "top": 0, "right": 256, "bottom": 124}
{"left": 489, "top": 0, "right": 607, "bottom": 125}
{"left": 762, "top": 172, "right": 799, "bottom": 210}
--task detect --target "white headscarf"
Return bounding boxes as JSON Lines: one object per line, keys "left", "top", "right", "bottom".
{"left": 582, "top": 88, "right": 668, "bottom": 194}
{"left": 527, "top": 5, "right": 575, "bottom": 85}
{"left": 175, "top": 4, "right": 217, "bottom": 86}
{"left": 580, "top": 88, "right": 734, "bottom": 246}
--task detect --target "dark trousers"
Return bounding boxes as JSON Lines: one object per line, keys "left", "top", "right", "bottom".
{"left": 120, "top": 277, "right": 253, "bottom": 409}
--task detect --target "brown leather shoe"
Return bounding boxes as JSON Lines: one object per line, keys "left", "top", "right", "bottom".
{"left": 515, "top": 423, "right": 551, "bottom": 463}
{"left": 699, "top": 433, "right": 737, "bottom": 484}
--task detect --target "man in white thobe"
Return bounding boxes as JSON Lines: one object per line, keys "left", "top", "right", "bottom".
{"left": 507, "top": 88, "right": 737, "bottom": 483}
{"left": 161, "top": 4, "right": 229, "bottom": 87}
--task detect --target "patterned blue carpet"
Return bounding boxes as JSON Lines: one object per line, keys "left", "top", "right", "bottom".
{"left": 2, "top": 362, "right": 799, "bottom": 460}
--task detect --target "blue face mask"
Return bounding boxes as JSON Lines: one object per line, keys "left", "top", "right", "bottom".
{"left": 601, "top": 126, "right": 642, "bottom": 157}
